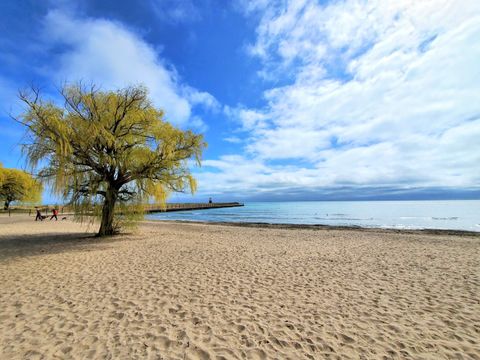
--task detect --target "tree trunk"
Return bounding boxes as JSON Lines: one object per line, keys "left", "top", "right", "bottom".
{"left": 4, "top": 200, "right": 10, "bottom": 210}
{"left": 97, "top": 187, "right": 118, "bottom": 237}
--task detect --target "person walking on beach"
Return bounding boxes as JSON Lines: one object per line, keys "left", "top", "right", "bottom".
{"left": 50, "top": 208, "right": 58, "bottom": 221}
{"left": 35, "top": 207, "right": 43, "bottom": 221}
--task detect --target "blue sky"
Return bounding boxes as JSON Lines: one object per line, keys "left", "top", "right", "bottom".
{"left": 0, "top": 0, "right": 479, "bottom": 203}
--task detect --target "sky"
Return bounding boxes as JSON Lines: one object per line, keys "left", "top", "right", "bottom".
{"left": 0, "top": 0, "right": 479, "bottom": 203}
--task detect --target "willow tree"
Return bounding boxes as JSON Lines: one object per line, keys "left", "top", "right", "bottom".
{"left": 0, "top": 165, "right": 42, "bottom": 210}
{"left": 17, "top": 84, "right": 206, "bottom": 236}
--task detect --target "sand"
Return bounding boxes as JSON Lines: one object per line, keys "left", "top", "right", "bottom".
{"left": 0, "top": 215, "right": 479, "bottom": 359}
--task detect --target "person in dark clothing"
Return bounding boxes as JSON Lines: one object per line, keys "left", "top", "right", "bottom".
{"left": 50, "top": 208, "right": 58, "bottom": 221}
{"left": 35, "top": 208, "right": 43, "bottom": 221}
{"left": 208, "top": 197, "right": 213, "bottom": 204}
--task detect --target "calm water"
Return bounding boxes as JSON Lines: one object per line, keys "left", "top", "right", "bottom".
{"left": 146, "top": 200, "right": 480, "bottom": 232}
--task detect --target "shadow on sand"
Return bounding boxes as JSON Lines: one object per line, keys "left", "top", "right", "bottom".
{"left": 0, "top": 232, "right": 126, "bottom": 261}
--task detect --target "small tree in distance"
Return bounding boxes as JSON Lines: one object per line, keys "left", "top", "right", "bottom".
{"left": 0, "top": 164, "right": 4, "bottom": 192}
{"left": 17, "top": 84, "right": 206, "bottom": 236}
{"left": 0, "top": 164, "right": 42, "bottom": 210}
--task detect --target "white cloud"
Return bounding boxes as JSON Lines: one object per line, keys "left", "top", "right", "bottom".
{"left": 197, "top": 155, "right": 322, "bottom": 195}
{"left": 205, "top": 0, "right": 480, "bottom": 195}
{"left": 42, "top": 10, "right": 217, "bottom": 127}
{"left": 223, "top": 105, "right": 264, "bottom": 129}
{"left": 185, "top": 88, "right": 220, "bottom": 112}
{"left": 223, "top": 136, "right": 243, "bottom": 144}
{"left": 149, "top": 0, "right": 202, "bottom": 24}
{"left": 189, "top": 116, "right": 208, "bottom": 133}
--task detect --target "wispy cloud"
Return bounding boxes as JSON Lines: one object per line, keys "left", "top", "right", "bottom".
{"left": 202, "top": 0, "right": 480, "bottom": 196}
{"left": 223, "top": 136, "right": 243, "bottom": 144}
{"left": 149, "top": 0, "right": 202, "bottom": 24}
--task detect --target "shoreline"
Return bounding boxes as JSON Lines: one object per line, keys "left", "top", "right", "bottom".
{"left": 2, "top": 213, "right": 479, "bottom": 236}
{"left": 145, "top": 219, "right": 480, "bottom": 237}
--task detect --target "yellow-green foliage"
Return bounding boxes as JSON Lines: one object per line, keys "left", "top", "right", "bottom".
{"left": 0, "top": 163, "right": 5, "bottom": 187}
{"left": 0, "top": 164, "right": 42, "bottom": 209}
{"left": 17, "top": 84, "right": 206, "bottom": 235}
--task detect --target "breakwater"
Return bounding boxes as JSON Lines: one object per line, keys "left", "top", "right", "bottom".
{"left": 145, "top": 202, "right": 244, "bottom": 213}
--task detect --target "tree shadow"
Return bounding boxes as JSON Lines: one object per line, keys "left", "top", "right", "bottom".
{"left": 0, "top": 232, "right": 127, "bottom": 261}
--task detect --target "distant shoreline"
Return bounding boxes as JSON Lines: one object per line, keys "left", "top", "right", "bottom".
{"left": 145, "top": 219, "right": 480, "bottom": 237}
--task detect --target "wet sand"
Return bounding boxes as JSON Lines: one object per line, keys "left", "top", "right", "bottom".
{"left": 0, "top": 215, "right": 479, "bottom": 359}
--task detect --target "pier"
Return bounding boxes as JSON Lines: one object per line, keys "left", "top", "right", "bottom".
{"left": 145, "top": 202, "right": 244, "bottom": 213}
{"left": 1, "top": 202, "right": 244, "bottom": 216}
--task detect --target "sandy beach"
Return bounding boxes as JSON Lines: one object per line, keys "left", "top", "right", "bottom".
{"left": 0, "top": 215, "right": 479, "bottom": 359}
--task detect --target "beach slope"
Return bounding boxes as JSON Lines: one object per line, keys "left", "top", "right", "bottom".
{"left": 0, "top": 216, "right": 479, "bottom": 359}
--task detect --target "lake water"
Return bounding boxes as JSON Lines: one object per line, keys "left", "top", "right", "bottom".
{"left": 146, "top": 200, "right": 480, "bottom": 232}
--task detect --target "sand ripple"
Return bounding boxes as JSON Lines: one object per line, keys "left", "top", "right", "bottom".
{"left": 0, "top": 217, "right": 479, "bottom": 359}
